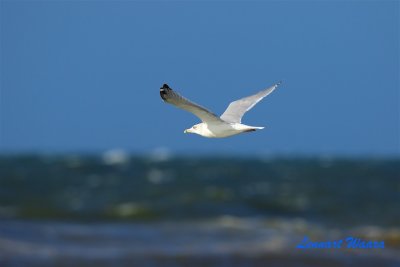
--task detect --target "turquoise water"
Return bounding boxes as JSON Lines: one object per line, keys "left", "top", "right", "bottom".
{"left": 0, "top": 155, "right": 399, "bottom": 266}
{"left": 1, "top": 155, "right": 399, "bottom": 225}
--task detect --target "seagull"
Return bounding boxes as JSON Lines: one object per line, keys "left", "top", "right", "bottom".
{"left": 160, "top": 82, "right": 280, "bottom": 138}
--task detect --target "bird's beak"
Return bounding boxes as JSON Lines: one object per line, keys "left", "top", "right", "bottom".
{"left": 184, "top": 129, "right": 190, "bottom": 134}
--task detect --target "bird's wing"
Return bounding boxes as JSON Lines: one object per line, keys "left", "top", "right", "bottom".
{"left": 160, "top": 84, "right": 223, "bottom": 124}
{"left": 220, "top": 82, "right": 281, "bottom": 123}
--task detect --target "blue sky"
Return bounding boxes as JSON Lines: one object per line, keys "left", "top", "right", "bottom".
{"left": 1, "top": 1, "right": 399, "bottom": 156}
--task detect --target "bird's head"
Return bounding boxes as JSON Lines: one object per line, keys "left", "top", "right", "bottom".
{"left": 184, "top": 123, "right": 202, "bottom": 134}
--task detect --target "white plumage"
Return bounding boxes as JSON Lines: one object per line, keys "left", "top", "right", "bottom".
{"left": 160, "top": 82, "right": 280, "bottom": 138}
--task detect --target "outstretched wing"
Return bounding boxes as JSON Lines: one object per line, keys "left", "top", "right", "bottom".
{"left": 220, "top": 82, "right": 281, "bottom": 123}
{"left": 160, "top": 84, "right": 223, "bottom": 124}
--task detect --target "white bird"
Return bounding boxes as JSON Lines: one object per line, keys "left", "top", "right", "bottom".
{"left": 160, "top": 82, "right": 280, "bottom": 138}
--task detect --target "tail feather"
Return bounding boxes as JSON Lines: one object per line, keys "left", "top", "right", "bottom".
{"left": 243, "top": 126, "right": 264, "bottom": 133}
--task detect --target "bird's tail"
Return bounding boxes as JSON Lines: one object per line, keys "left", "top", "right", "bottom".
{"left": 243, "top": 126, "right": 264, "bottom": 132}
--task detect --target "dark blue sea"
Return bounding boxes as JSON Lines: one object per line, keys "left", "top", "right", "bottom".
{"left": 0, "top": 155, "right": 399, "bottom": 267}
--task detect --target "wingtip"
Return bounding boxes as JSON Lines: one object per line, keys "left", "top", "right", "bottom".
{"left": 160, "top": 83, "right": 170, "bottom": 101}
{"left": 276, "top": 81, "right": 282, "bottom": 86}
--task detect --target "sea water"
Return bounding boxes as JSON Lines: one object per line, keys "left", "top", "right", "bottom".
{"left": 0, "top": 155, "right": 399, "bottom": 266}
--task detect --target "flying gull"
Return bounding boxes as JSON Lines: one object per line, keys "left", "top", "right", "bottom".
{"left": 160, "top": 82, "right": 280, "bottom": 138}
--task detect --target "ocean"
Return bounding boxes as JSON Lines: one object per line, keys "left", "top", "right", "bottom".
{"left": 0, "top": 155, "right": 399, "bottom": 266}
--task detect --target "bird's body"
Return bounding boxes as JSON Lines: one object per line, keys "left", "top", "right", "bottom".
{"left": 160, "top": 82, "right": 280, "bottom": 138}
{"left": 185, "top": 122, "right": 264, "bottom": 138}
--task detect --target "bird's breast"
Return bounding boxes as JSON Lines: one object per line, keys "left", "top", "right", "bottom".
{"left": 201, "top": 123, "right": 241, "bottom": 138}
